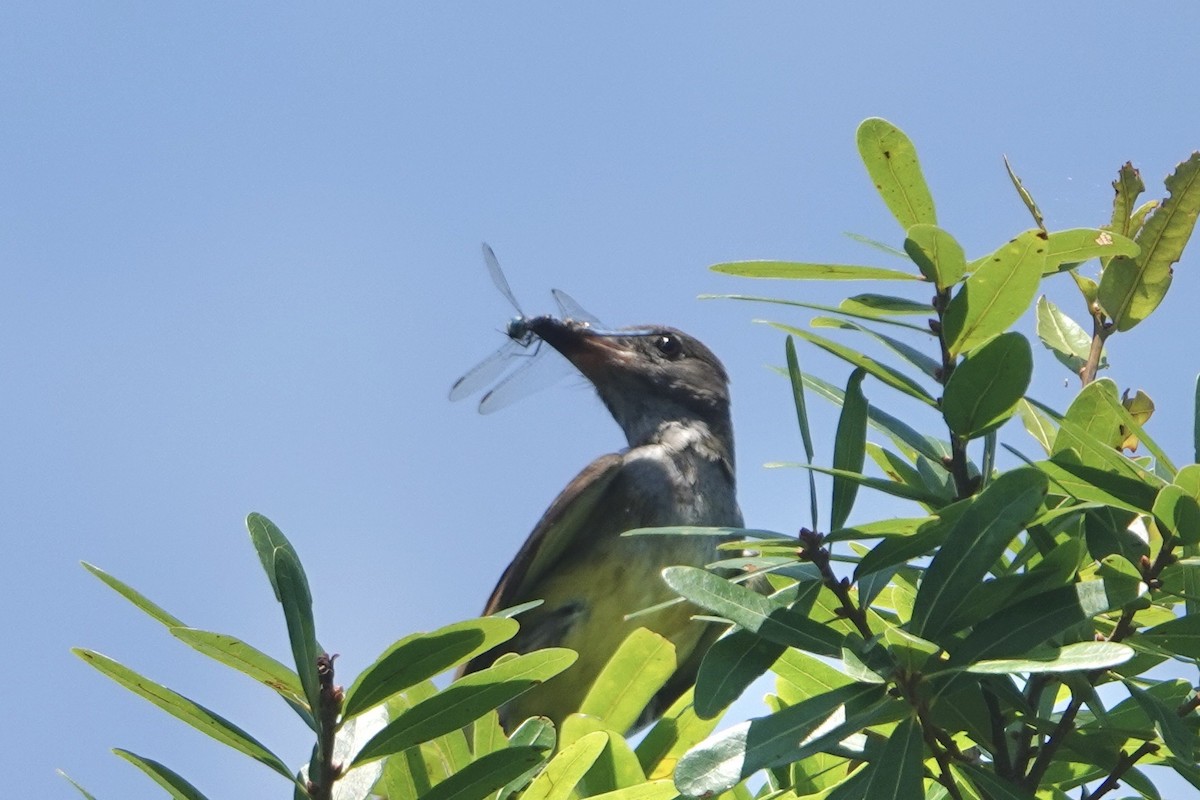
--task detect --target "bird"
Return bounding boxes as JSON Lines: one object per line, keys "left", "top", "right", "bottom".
{"left": 458, "top": 315, "right": 742, "bottom": 733}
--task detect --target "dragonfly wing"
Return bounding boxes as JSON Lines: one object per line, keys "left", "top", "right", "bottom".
{"left": 482, "top": 242, "right": 524, "bottom": 317}
{"left": 448, "top": 339, "right": 524, "bottom": 401}
{"left": 479, "top": 343, "right": 576, "bottom": 414}
{"left": 551, "top": 288, "right": 602, "bottom": 327}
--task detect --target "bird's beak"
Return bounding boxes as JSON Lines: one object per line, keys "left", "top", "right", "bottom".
{"left": 529, "top": 318, "right": 636, "bottom": 384}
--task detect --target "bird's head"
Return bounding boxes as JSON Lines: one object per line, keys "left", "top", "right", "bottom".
{"left": 528, "top": 317, "right": 734, "bottom": 458}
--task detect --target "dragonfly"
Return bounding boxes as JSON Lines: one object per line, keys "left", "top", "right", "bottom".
{"left": 449, "top": 243, "right": 601, "bottom": 414}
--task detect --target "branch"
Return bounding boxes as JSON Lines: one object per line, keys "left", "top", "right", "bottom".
{"left": 799, "top": 528, "right": 872, "bottom": 639}
{"left": 307, "top": 653, "right": 344, "bottom": 800}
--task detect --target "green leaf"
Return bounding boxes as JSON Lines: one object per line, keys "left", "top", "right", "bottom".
{"left": 959, "top": 764, "right": 1038, "bottom": 800}
{"left": 710, "top": 261, "right": 918, "bottom": 281}
{"left": 673, "top": 684, "right": 892, "bottom": 797}
{"left": 56, "top": 771, "right": 100, "bottom": 800}
{"left": 1111, "top": 162, "right": 1146, "bottom": 238}
{"left": 245, "top": 512, "right": 303, "bottom": 602}
{"left": 81, "top": 562, "right": 185, "bottom": 627}
{"left": 1100, "top": 152, "right": 1200, "bottom": 331}
{"left": 351, "top": 649, "right": 577, "bottom": 766}
{"left": 342, "top": 616, "right": 519, "bottom": 719}
{"left": 911, "top": 468, "right": 1048, "bottom": 640}
{"left": 858, "top": 716, "right": 923, "bottom": 799}
{"left": 419, "top": 747, "right": 547, "bottom": 800}
{"left": 1035, "top": 296, "right": 1100, "bottom": 375}
{"left": 941, "top": 332, "right": 1032, "bottom": 440}
{"left": 811, "top": 318, "right": 941, "bottom": 379}
{"left": 856, "top": 117, "right": 936, "bottom": 229}
{"left": 1043, "top": 228, "right": 1139, "bottom": 273}
{"left": 964, "top": 641, "right": 1134, "bottom": 674}
{"left": 273, "top": 545, "right": 321, "bottom": 716}
{"left": 1004, "top": 156, "right": 1046, "bottom": 233}
{"left": 579, "top": 628, "right": 676, "bottom": 733}
{"left": 942, "top": 230, "right": 1048, "bottom": 357}
{"left": 1124, "top": 680, "right": 1197, "bottom": 761}
{"left": 854, "top": 502, "right": 969, "bottom": 580}
{"left": 1037, "top": 459, "right": 1156, "bottom": 514}
{"left": 785, "top": 337, "right": 820, "bottom": 531}
{"left": 113, "top": 749, "right": 211, "bottom": 800}
{"left": 831, "top": 369, "right": 869, "bottom": 530}
{"left": 904, "top": 224, "right": 966, "bottom": 289}
{"left": 168, "top": 628, "right": 309, "bottom": 716}
{"left": 636, "top": 688, "right": 723, "bottom": 780}
{"left": 661, "top": 566, "right": 843, "bottom": 656}
{"left": 586, "top": 780, "right": 679, "bottom": 800}
{"left": 706, "top": 294, "right": 931, "bottom": 333}
{"left": 72, "top": 649, "right": 295, "bottom": 781}
{"left": 840, "top": 293, "right": 933, "bottom": 317}
{"left": 769, "top": 463, "right": 948, "bottom": 508}
{"left": 1018, "top": 399, "right": 1057, "bottom": 455}
{"left": 1141, "top": 613, "right": 1200, "bottom": 658}
{"left": 950, "top": 577, "right": 1144, "bottom": 668}
{"left": 1196, "top": 374, "right": 1200, "bottom": 464}
{"left": 1154, "top": 484, "right": 1200, "bottom": 547}
{"left": 523, "top": 732, "right": 609, "bottom": 800}
{"left": 769, "top": 324, "right": 937, "bottom": 405}
{"left": 694, "top": 628, "right": 785, "bottom": 720}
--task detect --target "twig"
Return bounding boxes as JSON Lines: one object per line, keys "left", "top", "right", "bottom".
{"left": 1083, "top": 742, "right": 1159, "bottom": 800}
{"left": 798, "top": 528, "right": 872, "bottom": 639}
{"left": 982, "top": 683, "right": 1013, "bottom": 779}
{"left": 1079, "top": 312, "right": 1111, "bottom": 386}
{"left": 307, "top": 653, "right": 344, "bottom": 800}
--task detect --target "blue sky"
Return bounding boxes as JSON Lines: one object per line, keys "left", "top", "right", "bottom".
{"left": 4, "top": 4, "right": 1199, "bottom": 797}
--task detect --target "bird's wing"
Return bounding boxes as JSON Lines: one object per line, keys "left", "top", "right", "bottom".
{"left": 482, "top": 451, "right": 625, "bottom": 614}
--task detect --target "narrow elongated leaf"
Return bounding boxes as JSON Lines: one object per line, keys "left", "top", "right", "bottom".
{"left": 811, "top": 318, "right": 941, "bottom": 379}
{"left": 1043, "top": 228, "right": 1139, "bottom": 273}
{"left": 673, "top": 684, "right": 892, "bottom": 797}
{"left": 418, "top": 747, "right": 547, "bottom": 800}
{"left": 854, "top": 504, "right": 968, "bottom": 580}
{"left": 342, "top": 616, "right": 519, "bottom": 719}
{"left": 81, "top": 562, "right": 185, "bottom": 627}
{"left": 706, "top": 294, "right": 930, "bottom": 333}
{"left": 831, "top": 369, "right": 869, "bottom": 530}
{"left": 941, "top": 331, "right": 1032, "bottom": 440}
{"left": 580, "top": 628, "right": 675, "bottom": 733}
{"left": 523, "top": 732, "right": 609, "bottom": 800}
{"left": 56, "top": 771, "right": 99, "bottom": 800}
{"left": 694, "top": 628, "right": 785, "bottom": 720}
{"left": 1035, "top": 295, "right": 1100, "bottom": 374}
{"left": 72, "top": 649, "right": 295, "bottom": 781}
{"left": 943, "top": 230, "right": 1048, "bottom": 356}
{"left": 773, "top": 463, "right": 948, "bottom": 507}
{"left": 960, "top": 764, "right": 1038, "bottom": 800}
{"left": 1141, "top": 613, "right": 1200, "bottom": 657}
{"left": 168, "top": 628, "right": 307, "bottom": 711}
{"left": 964, "top": 642, "right": 1134, "bottom": 674}
{"left": 1004, "top": 156, "right": 1046, "bottom": 232}
{"left": 840, "top": 293, "right": 932, "bottom": 317}
{"left": 1125, "top": 680, "right": 1197, "bottom": 761}
{"left": 1037, "top": 459, "right": 1156, "bottom": 514}
{"left": 904, "top": 224, "right": 966, "bottom": 288}
{"left": 1018, "top": 399, "right": 1057, "bottom": 455}
{"left": 785, "top": 337, "right": 820, "bottom": 531}
{"left": 858, "top": 716, "right": 923, "bottom": 799}
{"left": 113, "top": 750, "right": 210, "bottom": 800}
{"left": 662, "top": 566, "right": 842, "bottom": 655}
{"left": 1100, "top": 152, "right": 1200, "bottom": 331}
{"left": 274, "top": 546, "right": 321, "bottom": 715}
{"left": 911, "top": 468, "right": 1048, "bottom": 640}
{"left": 351, "top": 648, "right": 577, "bottom": 766}
{"left": 856, "top": 118, "right": 936, "bottom": 229}
{"left": 770, "top": 324, "right": 937, "bottom": 405}
{"left": 711, "top": 261, "right": 917, "bottom": 281}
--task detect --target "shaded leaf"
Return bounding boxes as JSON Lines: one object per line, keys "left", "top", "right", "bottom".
{"left": 941, "top": 331, "right": 1032, "bottom": 440}
{"left": 911, "top": 469, "right": 1048, "bottom": 640}
{"left": 770, "top": 463, "right": 948, "bottom": 508}
{"left": 351, "top": 649, "right": 577, "bottom": 766}
{"left": 694, "top": 628, "right": 784, "bottom": 720}
{"left": 811, "top": 318, "right": 941, "bottom": 379}
{"left": 840, "top": 293, "right": 932, "bottom": 317}
{"left": 943, "top": 230, "right": 1048, "bottom": 356}
{"left": 342, "top": 616, "right": 519, "bottom": 719}
{"left": 1111, "top": 162, "right": 1146, "bottom": 238}
{"left": 1125, "top": 680, "right": 1197, "bottom": 761}
{"left": 1155, "top": 484, "right": 1200, "bottom": 547}
{"left": 1035, "top": 295, "right": 1099, "bottom": 375}
{"left": 858, "top": 716, "right": 923, "bottom": 799}
{"left": 856, "top": 118, "right": 936, "bottom": 229}
{"left": 1004, "top": 156, "right": 1046, "bottom": 232}
{"left": 636, "top": 688, "right": 723, "bottom": 780}
{"left": 419, "top": 747, "right": 547, "bottom": 800}
{"left": 246, "top": 512, "right": 303, "bottom": 602}
{"left": 662, "top": 566, "right": 843, "bottom": 656}
{"left": 785, "top": 336, "right": 820, "bottom": 531}
{"left": 1141, "top": 614, "right": 1200, "bottom": 658}
{"left": 1017, "top": 399, "right": 1057, "bottom": 455}
{"left": 274, "top": 546, "right": 321, "bottom": 715}
{"left": 831, "top": 369, "right": 869, "bottom": 530}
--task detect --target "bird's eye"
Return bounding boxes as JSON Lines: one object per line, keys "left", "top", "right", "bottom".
{"left": 654, "top": 334, "right": 683, "bottom": 359}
